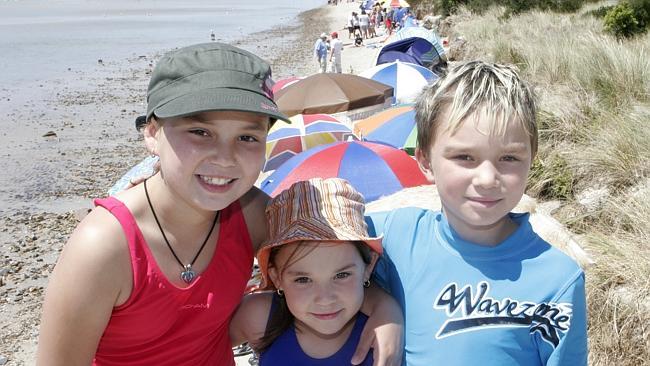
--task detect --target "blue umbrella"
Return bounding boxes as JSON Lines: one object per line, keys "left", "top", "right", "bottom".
{"left": 360, "top": 60, "right": 438, "bottom": 104}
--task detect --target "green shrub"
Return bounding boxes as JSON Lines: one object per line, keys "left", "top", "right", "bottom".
{"left": 628, "top": 0, "right": 650, "bottom": 28}
{"left": 604, "top": 3, "right": 641, "bottom": 38}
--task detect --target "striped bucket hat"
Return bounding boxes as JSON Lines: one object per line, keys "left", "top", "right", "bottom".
{"left": 257, "top": 178, "right": 382, "bottom": 288}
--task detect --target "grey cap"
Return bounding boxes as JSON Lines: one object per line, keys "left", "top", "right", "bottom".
{"left": 146, "top": 42, "right": 290, "bottom": 123}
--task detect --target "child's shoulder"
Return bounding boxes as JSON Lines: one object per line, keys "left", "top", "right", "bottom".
{"left": 230, "top": 291, "right": 274, "bottom": 346}
{"left": 529, "top": 230, "right": 584, "bottom": 275}
{"left": 365, "top": 207, "right": 439, "bottom": 246}
{"left": 367, "top": 206, "right": 438, "bottom": 228}
{"left": 510, "top": 214, "right": 585, "bottom": 283}
{"left": 54, "top": 204, "right": 133, "bottom": 304}
{"left": 72, "top": 204, "right": 132, "bottom": 259}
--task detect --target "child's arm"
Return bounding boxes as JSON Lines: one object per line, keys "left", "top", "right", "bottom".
{"left": 352, "top": 283, "right": 404, "bottom": 366}
{"left": 36, "top": 208, "right": 131, "bottom": 365}
{"left": 229, "top": 291, "right": 273, "bottom": 347}
{"left": 542, "top": 271, "right": 588, "bottom": 366}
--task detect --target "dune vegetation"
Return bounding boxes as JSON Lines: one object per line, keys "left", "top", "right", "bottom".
{"left": 411, "top": 0, "right": 650, "bottom": 364}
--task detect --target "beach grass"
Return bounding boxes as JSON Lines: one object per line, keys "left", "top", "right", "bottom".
{"left": 440, "top": 4, "right": 650, "bottom": 364}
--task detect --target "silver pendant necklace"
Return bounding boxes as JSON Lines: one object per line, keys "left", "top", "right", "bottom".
{"left": 144, "top": 179, "right": 219, "bottom": 284}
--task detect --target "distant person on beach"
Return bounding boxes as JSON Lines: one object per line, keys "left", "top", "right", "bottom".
{"left": 230, "top": 178, "right": 391, "bottom": 365}
{"left": 365, "top": 61, "right": 588, "bottom": 365}
{"left": 329, "top": 31, "right": 343, "bottom": 73}
{"left": 359, "top": 10, "right": 370, "bottom": 39}
{"left": 347, "top": 11, "right": 356, "bottom": 39}
{"left": 385, "top": 8, "right": 394, "bottom": 35}
{"left": 352, "top": 12, "right": 361, "bottom": 38}
{"left": 314, "top": 33, "right": 329, "bottom": 73}
{"left": 36, "top": 42, "right": 403, "bottom": 366}
{"left": 369, "top": 9, "right": 378, "bottom": 38}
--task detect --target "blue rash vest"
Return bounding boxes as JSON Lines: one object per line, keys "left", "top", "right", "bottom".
{"left": 366, "top": 208, "right": 588, "bottom": 366}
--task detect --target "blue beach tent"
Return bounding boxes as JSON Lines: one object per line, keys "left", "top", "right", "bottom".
{"left": 392, "top": 27, "right": 446, "bottom": 62}
{"left": 376, "top": 50, "right": 422, "bottom": 66}
{"left": 376, "top": 37, "right": 439, "bottom": 67}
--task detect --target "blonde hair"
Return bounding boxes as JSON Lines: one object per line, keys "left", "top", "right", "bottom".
{"left": 415, "top": 61, "right": 538, "bottom": 158}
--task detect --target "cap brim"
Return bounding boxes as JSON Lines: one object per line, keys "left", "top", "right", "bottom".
{"left": 150, "top": 87, "right": 291, "bottom": 123}
{"left": 256, "top": 221, "right": 382, "bottom": 289}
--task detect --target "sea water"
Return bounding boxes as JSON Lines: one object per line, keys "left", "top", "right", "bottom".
{"left": 0, "top": 0, "right": 326, "bottom": 84}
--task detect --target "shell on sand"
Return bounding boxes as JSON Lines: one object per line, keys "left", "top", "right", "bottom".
{"left": 365, "top": 184, "right": 594, "bottom": 268}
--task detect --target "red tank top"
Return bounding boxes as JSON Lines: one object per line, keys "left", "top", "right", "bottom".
{"left": 92, "top": 197, "right": 254, "bottom": 366}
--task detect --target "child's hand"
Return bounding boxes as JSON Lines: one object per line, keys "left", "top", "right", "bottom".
{"left": 352, "top": 319, "right": 403, "bottom": 366}
{"left": 123, "top": 160, "right": 159, "bottom": 189}
{"left": 353, "top": 283, "right": 404, "bottom": 365}
{"left": 107, "top": 155, "right": 159, "bottom": 195}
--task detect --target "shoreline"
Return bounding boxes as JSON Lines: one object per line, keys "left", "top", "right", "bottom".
{"left": 0, "top": 2, "right": 381, "bottom": 364}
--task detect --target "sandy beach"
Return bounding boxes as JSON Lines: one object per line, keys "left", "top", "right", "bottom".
{"left": 0, "top": 1, "right": 386, "bottom": 364}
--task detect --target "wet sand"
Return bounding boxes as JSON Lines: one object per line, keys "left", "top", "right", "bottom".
{"left": 0, "top": 3, "right": 340, "bottom": 363}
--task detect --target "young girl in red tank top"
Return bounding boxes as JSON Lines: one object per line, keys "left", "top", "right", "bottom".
{"left": 36, "top": 43, "right": 402, "bottom": 366}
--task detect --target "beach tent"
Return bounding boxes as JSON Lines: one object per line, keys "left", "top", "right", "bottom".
{"left": 376, "top": 37, "right": 436, "bottom": 66}
{"left": 376, "top": 50, "right": 422, "bottom": 66}
{"left": 390, "top": 27, "right": 446, "bottom": 63}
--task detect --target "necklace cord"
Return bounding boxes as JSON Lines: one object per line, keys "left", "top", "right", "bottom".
{"left": 143, "top": 179, "right": 219, "bottom": 271}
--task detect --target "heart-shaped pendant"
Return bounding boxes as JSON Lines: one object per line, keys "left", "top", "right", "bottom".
{"left": 180, "top": 264, "right": 196, "bottom": 284}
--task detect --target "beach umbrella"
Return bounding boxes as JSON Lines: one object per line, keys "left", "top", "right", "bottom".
{"left": 354, "top": 105, "right": 417, "bottom": 154}
{"left": 274, "top": 73, "right": 394, "bottom": 117}
{"left": 264, "top": 114, "right": 356, "bottom": 172}
{"left": 260, "top": 141, "right": 428, "bottom": 202}
{"left": 272, "top": 76, "right": 303, "bottom": 93}
{"left": 359, "top": 61, "right": 438, "bottom": 104}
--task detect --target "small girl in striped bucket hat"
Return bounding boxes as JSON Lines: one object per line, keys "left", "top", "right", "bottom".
{"left": 230, "top": 178, "right": 383, "bottom": 365}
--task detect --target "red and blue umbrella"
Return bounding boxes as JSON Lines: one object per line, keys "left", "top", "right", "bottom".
{"left": 353, "top": 105, "right": 417, "bottom": 155}
{"left": 260, "top": 141, "right": 429, "bottom": 202}
{"left": 360, "top": 60, "right": 438, "bottom": 104}
{"left": 264, "top": 114, "right": 356, "bottom": 172}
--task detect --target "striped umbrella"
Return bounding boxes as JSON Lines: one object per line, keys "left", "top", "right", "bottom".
{"left": 359, "top": 60, "right": 438, "bottom": 104}
{"left": 353, "top": 105, "right": 417, "bottom": 154}
{"left": 260, "top": 141, "right": 428, "bottom": 202}
{"left": 264, "top": 114, "right": 355, "bottom": 172}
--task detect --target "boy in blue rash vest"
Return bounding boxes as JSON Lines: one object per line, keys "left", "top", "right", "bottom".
{"left": 365, "top": 61, "right": 588, "bottom": 366}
